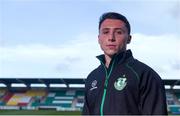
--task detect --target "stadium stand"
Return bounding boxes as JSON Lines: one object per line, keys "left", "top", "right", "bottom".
{"left": 165, "top": 80, "right": 180, "bottom": 114}
{"left": 0, "top": 78, "right": 180, "bottom": 114}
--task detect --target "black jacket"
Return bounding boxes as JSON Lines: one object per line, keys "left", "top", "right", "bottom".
{"left": 82, "top": 50, "right": 167, "bottom": 115}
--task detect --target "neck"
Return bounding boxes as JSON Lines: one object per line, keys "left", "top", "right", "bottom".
{"left": 104, "top": 50, "right": 126, "bottom": 67}
{"left": 105, "top": 55, "right": 113, "bottom": 68}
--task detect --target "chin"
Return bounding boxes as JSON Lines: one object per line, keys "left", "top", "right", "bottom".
{"left": 105, "top": 51, "right": 117, "bottom": 56}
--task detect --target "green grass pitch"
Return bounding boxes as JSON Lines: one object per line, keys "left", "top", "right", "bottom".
{"left": 0, "top": 110, "right": 81, "bottom": 115}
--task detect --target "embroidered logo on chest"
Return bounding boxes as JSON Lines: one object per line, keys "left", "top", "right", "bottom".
{"left": 114, "top": 75, "right": 127, "bottom": 91}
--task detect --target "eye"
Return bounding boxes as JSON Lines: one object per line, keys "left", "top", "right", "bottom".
{"left": 116, "top": 30, "right": 123, "bottom": 35}
{"left": 102, "top": 30, "right": 109, "bottom": 34}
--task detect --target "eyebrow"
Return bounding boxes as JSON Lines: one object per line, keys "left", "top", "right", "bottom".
{"left": 101, "top": 28, "right": 125, "bottom": 31}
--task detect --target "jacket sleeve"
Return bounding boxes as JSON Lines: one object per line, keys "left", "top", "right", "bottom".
{"left": 82, "top": 80, "right": 90, "bottom": 115}
{"left": 82, "top": 93, "right": 90, "bottom": 115}
{"left": 139, "top": 70, "right": 168, "bottom": 115}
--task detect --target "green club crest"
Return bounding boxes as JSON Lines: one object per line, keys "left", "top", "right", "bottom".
{"left": 114, "top": 75, "right": 127, "bottom": 91}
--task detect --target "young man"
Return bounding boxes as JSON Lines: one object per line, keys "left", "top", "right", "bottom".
{"left": 82, "top": 12, "right": 167, "bottom": 115}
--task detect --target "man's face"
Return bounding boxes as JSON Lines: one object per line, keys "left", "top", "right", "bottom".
{"left": 98, "top": 19, "right": 131, "bottom": 57}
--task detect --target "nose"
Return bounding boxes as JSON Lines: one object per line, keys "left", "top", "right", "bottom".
{"left": 108, "top": 32, "right": 115, "bottom": 42}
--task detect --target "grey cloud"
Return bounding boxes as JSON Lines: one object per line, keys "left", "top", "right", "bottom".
{"left": 170, "top": 2, "right": 180, "bottom": 19}
{"left": 55, "top": 63, "right": 70, "bottom": 73}
{"left": 171, "top": 60, "right": 180, "bottom": 70}
{"left": 65, "top": 56, "right": 81, "bottom": 63}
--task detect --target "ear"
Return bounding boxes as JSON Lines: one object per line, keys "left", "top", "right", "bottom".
{"left": 127, "top": 35, "right": 132, "bottom": 44}
{"left": 98, "top": 35, "right": 101, "bottom": 44}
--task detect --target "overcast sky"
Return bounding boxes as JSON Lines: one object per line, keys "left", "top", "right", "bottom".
{"left": 0, "top": 0, "right": 180, "bottom": 79}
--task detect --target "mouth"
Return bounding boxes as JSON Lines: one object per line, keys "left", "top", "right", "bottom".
{"left": 106, "top": 45, "right": 116, "bottom": 49}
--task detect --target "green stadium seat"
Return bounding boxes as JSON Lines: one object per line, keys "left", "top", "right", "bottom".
{"left": 169, "top": 106, "right": 180, "bottom": 114}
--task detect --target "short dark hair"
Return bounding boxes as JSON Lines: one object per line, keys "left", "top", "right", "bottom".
{"left": 99, "top": 12, "right": 131, "bottom": 34}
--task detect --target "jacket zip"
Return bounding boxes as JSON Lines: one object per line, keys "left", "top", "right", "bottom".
{"left": 100, "top": 58, "right": 116, "bottom": 116}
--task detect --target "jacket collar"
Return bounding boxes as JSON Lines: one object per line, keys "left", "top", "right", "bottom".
{"left": 96, "top": 49, "right": 133, "bottom": 67}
